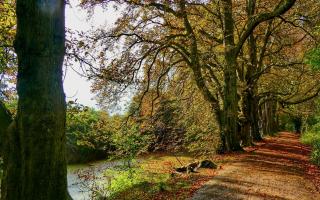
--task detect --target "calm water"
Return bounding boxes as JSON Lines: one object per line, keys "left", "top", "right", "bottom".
{"left": 67, "top": 160, "right": 122, "bottom": 200}
{"left": 67, "top": 159, "right": 139, "bottom": 200}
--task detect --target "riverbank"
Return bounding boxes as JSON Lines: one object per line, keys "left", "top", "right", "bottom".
{"left": 67, "top": 153, "right": 218, "bottom": 200}
{"left": 68, "top": 132, "right": 320, "bottom": 200}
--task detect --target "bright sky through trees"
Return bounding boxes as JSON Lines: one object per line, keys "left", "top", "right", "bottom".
{"left": 64, "top": 0, "right": 120, "bottom": 108}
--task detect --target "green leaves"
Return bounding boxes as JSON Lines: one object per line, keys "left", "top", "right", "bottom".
{"left": 0, "top": 0, "right": 17, "bottom": 100}
{"left": 66, "top": 101, "right": 115, "bottom": 162}
{"left": 305, "top": 47, "right": 320, "bottom": 71}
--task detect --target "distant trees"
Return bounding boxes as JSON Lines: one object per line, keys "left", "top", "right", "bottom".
{"left": 66, "top": 101, "right": 117, "bottom": 163}
{"left": 1, "top": 0, "right": 70, "bottom": 199}
{"left": 73, "top": 0, "right": 320, "bottom": 152}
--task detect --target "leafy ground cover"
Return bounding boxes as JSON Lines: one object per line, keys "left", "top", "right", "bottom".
{"left": 191, "top": 132, "right": 320, "bottom": 200}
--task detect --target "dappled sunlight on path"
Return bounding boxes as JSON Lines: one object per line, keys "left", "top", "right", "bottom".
{"left": 190, "top": 132, "right": 320, "bottom": 200}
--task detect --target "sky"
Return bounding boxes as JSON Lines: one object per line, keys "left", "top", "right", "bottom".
{"left": 64, "top": 0, "right": 120, "bottom": 108}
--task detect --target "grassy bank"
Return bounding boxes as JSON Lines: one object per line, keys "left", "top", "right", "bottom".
{"left": 76, "top": 154, "right": 217, "bottom": 200}
{"left": 301, "top": 132, "right": 320, "bottom": 166}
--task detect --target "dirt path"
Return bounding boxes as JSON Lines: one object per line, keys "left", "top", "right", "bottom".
{"left": 190, "top": 132, "right": 320, "bottom": 200}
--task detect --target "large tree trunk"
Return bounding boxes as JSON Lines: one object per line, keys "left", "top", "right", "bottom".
{"left": 1, "top": 1, "right": 70, "bottom": 199}
{"left": 240, "top": 89, "right": 253, "bottom": 146}
{"left": 222, "top": 0, "right": 242, "bottom": 151}
{"left": 0, "top": 101, "right": 12, "bottom": 154}
{"left": 245, "top": 0, "right": 262, "bottom": 142}
{"left": 223, "top": 56, "right": 241, "bottom": 151}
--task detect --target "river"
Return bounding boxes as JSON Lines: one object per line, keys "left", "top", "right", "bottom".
{"left": 67, "top": 159, "right": 139, "bottom": 200}
{"left": 68, "top": 159, "right": 124, "bottom": 200}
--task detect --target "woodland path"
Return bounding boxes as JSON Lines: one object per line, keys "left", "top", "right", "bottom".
{"left": 190, "top": 132, "right": 320, "bottom": 200}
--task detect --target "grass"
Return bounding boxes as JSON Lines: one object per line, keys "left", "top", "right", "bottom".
{"left": 97, "top": 153, "right": 216, "bottom": 200}
{"left": 301, "top": 131, "right": 320, "bottom": 166}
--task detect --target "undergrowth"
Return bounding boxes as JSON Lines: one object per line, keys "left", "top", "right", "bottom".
{"left": 301, "top": 132, "right": 320, "bottom": 166}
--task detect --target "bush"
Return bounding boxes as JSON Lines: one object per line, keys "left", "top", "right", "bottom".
{"left": 111, "top": 124, "right": 151, "bottom": 161}
{"left": 311, "top": 142, "right": 320, "bottom": 166}
{"left": 301, "top": 131, "right": 320, "bottom": 165}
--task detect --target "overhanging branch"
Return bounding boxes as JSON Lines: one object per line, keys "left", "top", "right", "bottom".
{"left": 235, "top": 0, "right": 297, "bottom": 57}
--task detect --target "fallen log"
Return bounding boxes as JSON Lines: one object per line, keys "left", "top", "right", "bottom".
{"left": 174, "top": 160, "right": 217, "bottom": 173}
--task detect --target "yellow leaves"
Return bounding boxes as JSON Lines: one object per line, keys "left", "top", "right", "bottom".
{"left": 0, "top": 0, "right": 17, "bottom": 91}
{"left": 0, "top": 0, "right": 16, "bottom": 46}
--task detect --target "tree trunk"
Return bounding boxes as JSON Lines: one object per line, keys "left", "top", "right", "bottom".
{"left": 1, "top": 0, "right": 71, "bottom": 199}
{"left": 179, "top": 1, "right": 227, "bottom": 152}
{"left": 259, "top": 100, "right": 278, "bottom": 136}
{"left": 222, "top": 0, "right": 242, "bottom": 151}
{"left": 239, "top": 119, "right": 253, "bottom": 147}
{"left": 223, "top": 56, "right": 241, "bottom": 151}
{"left": 292, "top": 116, "right": 302, "bottom": 133}
{"left": 250, "top": 96, "right": 262, "bottom": 140}
{"left": 239, "top": 90, "right": 253, "bottom": 146}
{"left": 0, "top": 101, "right": 12, "bottom": 154}
{"left": 245, "top": 0, "right": 262, "bottom": 142}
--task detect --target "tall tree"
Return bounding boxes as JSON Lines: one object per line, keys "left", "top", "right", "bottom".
{"left": 74, "top": 0, "right": 297, "bottom": 152}
{"left": 1, "top": 0, "right": 71, "bottom": 199}
{"left": 220, "top": 0, "right": 297, "bottom": 150}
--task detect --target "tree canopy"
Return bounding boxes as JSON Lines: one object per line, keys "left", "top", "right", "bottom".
{"left": 69, "top": 0, "right": 320, "bottom": 151}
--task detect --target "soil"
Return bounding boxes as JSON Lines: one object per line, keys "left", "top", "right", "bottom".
{"left": 189, "top": 132, "right": 320, "bottom": 200}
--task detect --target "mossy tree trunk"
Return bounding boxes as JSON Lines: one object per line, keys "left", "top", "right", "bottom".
{"left": 1, "top": 0, "right": 71, "bottom": 199}
{"left": 222, "top": 0, "right": 242, "bottom": 151}
{"left": 245, "top": 0, "right": 262, "bottom": 142}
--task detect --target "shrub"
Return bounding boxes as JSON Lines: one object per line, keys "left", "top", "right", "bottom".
{"left": 301, "top": 131, "right": 320, "bottom": 165}
{"left": 311, "top": 142, "right": 320, "bottom": 166}
{"left": 111, "top": 123, "right": 151, "bottom": 162}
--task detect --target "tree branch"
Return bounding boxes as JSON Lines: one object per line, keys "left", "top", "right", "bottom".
{"left": 235, "top": 0, "right": 297, "bottom": 57}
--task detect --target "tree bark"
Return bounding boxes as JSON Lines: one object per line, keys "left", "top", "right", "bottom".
{"left": 0, "top": 101, "right": 12, "bottom": 154}
{"left": 222, "top": 0, "right": 242, "bottom": 151}
{"left": 241, "top": 0, "right": 262, "bottom": 142}
{"left": 1, "top": 0, "right": 71, "bottom": 199}
{"left": 240, "top": 89, "right": 253, "bottom": 146}
{"left": 259, "top": 100, "right": 278, "bottom": 136}
{"left": 250, "top": 95, "right": 262, "bottom": 140}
